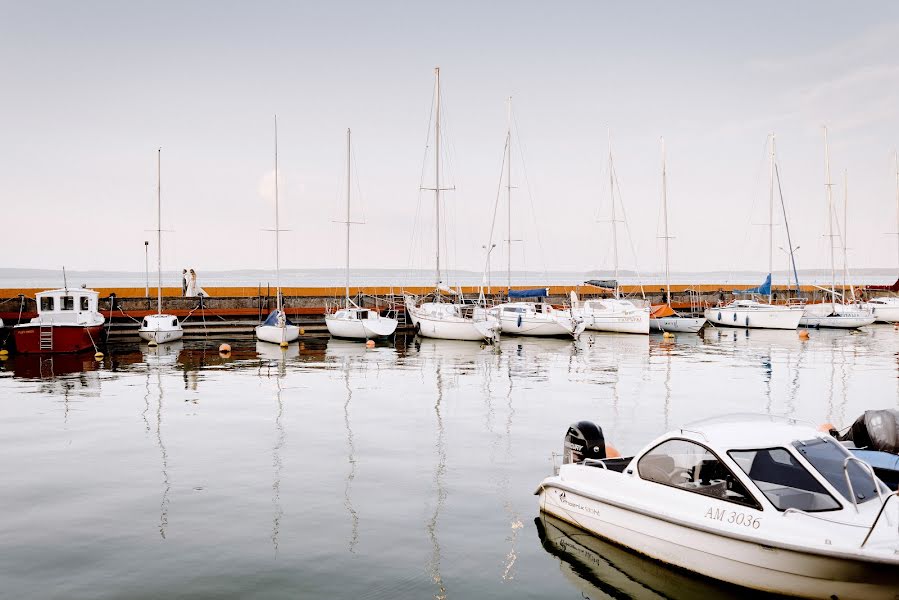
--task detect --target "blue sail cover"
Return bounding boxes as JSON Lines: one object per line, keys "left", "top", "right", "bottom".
{"left": 734, "top": 274, "right": 771, "bottom": 295}
{"left": 508, "top": 287, "right": 549, "bottom": 298}
{"left": 262, "top": 310, "right": 295, "bottom": 326}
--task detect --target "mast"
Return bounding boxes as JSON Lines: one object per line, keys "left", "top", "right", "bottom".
{"left": 156, "top": 148, "right": 162, "bottom": 315}
{"left": 842, "top": 169, "right": 852, "bottom": 302}
{"left": 824, "top": 127, "right": 836, "bottom": 311}
{"left": 274, "top": 115, "right": 282, "bottom": 312}
{"left": 608, "top": 130, "right": 619, "bottom": 299}
{"left": 434, "top": 67, "right": 441, "bottom": 297}
{"left": 506, "top": 97, "right": 512, "bottom": 291}
{"left": 768, "top": 134, "right": 775, "bottom": 304}
{"left": 345, "top": 128, "right": 351, "bottom": 308}
{"left": 661, "top": 138, "right": 671, "bottom": 306}
{"left": 895, "top": 152, "right": 899, "bottom": 276}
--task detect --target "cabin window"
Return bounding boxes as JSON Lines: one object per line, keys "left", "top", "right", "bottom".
{"left": 638, "top": 439, "right": 758, "bottom": 508}
{"left": 504, "top": 307, "right": 525, "bottom": 313}
{"left": 40, "top": 297, "right": 54, "bottom": 311}
{"left": 792, "top": 438, "right": 887, "bottom": 505}
{"left": 142, "top": 319, "right": 149, "bottom": 328}
{"left": 729, "top": 448, "right": 840, "bottom": 512}
{"left": 171, "top": 318, "right": 178, "bottom": 327}
{"left": 60, "top": 296, "right": 74, "bottom": 310}
{"left": 80, "top": 297, "right": 89, "bottom": 311}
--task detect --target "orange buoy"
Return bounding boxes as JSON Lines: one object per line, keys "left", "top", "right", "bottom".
{"left": 366, "top": 339, "right": 375, "bottom": 348}
{"left": 219, "top": 343, "right": 231, "bottom": 353}
{"left": 798, "top": 330, "right": 810, "bottom": 340}
{"left": 818, "top": 422, "right": 837, "bottom": 434}
{"left": 605, "top": 443, "right": 622, "bottom": 459}
{"left": 299, "top": 328, "right": 305, "bottom": 335}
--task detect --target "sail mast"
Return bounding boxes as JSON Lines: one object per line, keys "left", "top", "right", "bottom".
{"left": 434, "top": 67, "right": 441, "bottom": 297}
{"left": 274, "top": 115, "right": 282, "bottom": 313}
{"left": 345, "top": 128, "right": 351, "bottom": 308}
{"left": 506, "top": 97, "right": 512, "bottom": 292}
{"left": 608, "top": 130, "right": 619, "bottom": 299}
{"left": 842, "top": 169, "right": 851, "bottom": 302}
{"left": 768, "top": 134, "right": 775, "bottom": 304}
{"left": 661, "top": 139, "right": 671, "bottom": 307}
{"left": 824, "top": 127, "right": 836, "bottom": 312}
{"left": 895, "top": 152, "right": 899, "bottom": 276}
{"left": 156, "top": 147, "right": 162, "bottom": 315}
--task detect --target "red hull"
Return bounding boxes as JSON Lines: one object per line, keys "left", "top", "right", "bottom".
{"left": 13, "top": 325, "right": 104, "bottom": 354}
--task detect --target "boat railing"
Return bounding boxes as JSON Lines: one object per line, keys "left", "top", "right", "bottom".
{"left": 860, "top": 491, "right": 899, "bottom": 548}
{"left": 842, "top": 455, "right": 887, "bottom": 515}
{"left": 786, "top": 298, "right": 807, "bottom": 307}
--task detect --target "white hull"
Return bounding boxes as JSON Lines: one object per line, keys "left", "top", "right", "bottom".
{"left": 864, "top": 300, "right": 899, "bottom": 323}
{"left": 575, "top": 299, "right": 650, "bottom": 335}
{"left": 255, "top": 324, "right": 300, "bottom": 344}
{"left": 800, "top": 315, "right": 876, "bottom": 328}
{"left": 704, "top": 304, "right": 803, "bottom": 330}
{"left": 325, "top": 314, "right": 398, "bottom": 339}
{"left": 494, "top": 304, "right": 586, "bottom": 339}
{"left": 415, "top": 314, "right": 498, "bottom": 342}
{"left": 538, "top": 485, "right": 897, "bottom": 599}
{"left": 138, "top": 314, "right": 184, "bottom": 344}
{"left": 650, "top": 317, "right": 706, "bottom": 333}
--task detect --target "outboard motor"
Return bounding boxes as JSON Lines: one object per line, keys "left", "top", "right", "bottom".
{"left": 563, "top": 421, "right": 606, "bottom": 465}
{"left": 839, "top": 409, "right": 899, "bottom": 453}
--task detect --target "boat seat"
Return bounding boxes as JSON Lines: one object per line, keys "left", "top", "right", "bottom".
{"left": 638, "top": 455, "right": 677, "bottom": 484}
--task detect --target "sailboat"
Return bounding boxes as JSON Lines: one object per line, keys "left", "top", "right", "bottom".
{"left": 326, "top": 129, "right": 398, "bottom": 339}
{"left": 704, "top": 134, "right": 804, "bottom": 330}
{"left": 404, "top": 67, "right": 500, "bottom": 343}
{"left": 571, "top": 132, "right": 650, "bottom": 335}
{"left": 649, "top": 139, "right": 705, "bottom": 333}
{"left": 256, "top": 115, "right": 300, "bottom": 347}
{"left": 138, "top": 148, "right": 184, "bottom": 345}
{"left": 800, "top": 128, "right": 874, "bottom": 329}
{"left": 488, "top": 99, "right": 584, "bottom": 339}
{"left": 863, "top": 153, "right": 899, "bottom": 322}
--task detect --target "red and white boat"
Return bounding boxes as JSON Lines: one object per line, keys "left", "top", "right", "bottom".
{"left": 14, "top": 288, "right": 105, "bottom": 354}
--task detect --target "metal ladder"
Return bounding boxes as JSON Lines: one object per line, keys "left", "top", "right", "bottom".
{"left": 39, "top": 325, "right": 52, "bottom": 351}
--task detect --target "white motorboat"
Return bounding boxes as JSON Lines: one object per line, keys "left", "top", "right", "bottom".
{"left": 864, "top": 297, "right": 899, "bottom": 323}
{"left": 650, "top": 140, "right": 706, "bottom": 334}
{"left": 491, "top": 300, "right": 585, "bottom": 338}
{"left": 138, "top": 148, "right": 184, "bottom": 346}
{"left": 572, "top": 294, "right": 650, "bottom": 335}
{"left": 404, "top": 68, "right": 498, "bottom": 343}
{"left": 256, "top": 116, "right": 298, "bottom": 347}
{"left": 325, "top": 129, "right": 397, "bottom": 340}
{"left": 705, "top": 298, "right": 804, "bottom": 330}
{"left": 537, "top": 415, "right": 899, "bottom": 599}
{"left": 800, "top": 302, "right": 875, "bottom": 329}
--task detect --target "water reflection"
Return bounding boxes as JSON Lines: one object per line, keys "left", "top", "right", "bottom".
{"left": 427, "top": 358, "right": 448, "bottom": 600}
{"left": 142, "top": 343, "right": 179, "bottom": 540}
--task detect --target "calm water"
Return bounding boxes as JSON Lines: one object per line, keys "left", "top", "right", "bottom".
{"left": 2, "top": 327, "right": 898, "bottom": 599}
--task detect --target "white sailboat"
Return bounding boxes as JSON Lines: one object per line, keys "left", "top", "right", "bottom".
{"left": 256, "top": 115, "right": 300, "bottom": 347}
{"left": 704, "top": 135, "right": 804, "bottom": 330}
{"left": 800, "top": 128, "right": 874, "bottom": 329}
{"left": 649, "top": 139, "right": 705, "bottom": 334}
{"left": 326, "top": 129, "right": 398, "bottom": 340}
{"left": 404, "top": 67, "right": 500, "bottom": 343}
{"left": 572, "top": 132, "right": 650, "bottom": 335}
{"left": 863, "top": 153, "right": 899, "bottom": 322}
{"left": 138, "top": 148, "right": 184, "bottom": 346}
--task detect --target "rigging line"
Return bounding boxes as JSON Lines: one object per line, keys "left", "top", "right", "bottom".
{"left": 405, "top": 83, "right": 437, "bottom": 286}
{"left": 733, "top": 136, "right": 772, "bottom": 286}
{"left": 438, "top": 83, "right": 460, "bottom": 292}
{"left": 609, "top": 159, "right": 645, "bottom": 299}
{"left": 775, "top": 163, "right": 801, "bottom": 294}
{"left": 511, "top": 109, "right": 549, "bottom": 280}
{"left": 483, "top": 136, "right": 511, "bottom": 277}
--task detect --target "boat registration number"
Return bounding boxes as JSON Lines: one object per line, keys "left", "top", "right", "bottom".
{"left": 704, "top": 507, "right": 760, "bottom": 529}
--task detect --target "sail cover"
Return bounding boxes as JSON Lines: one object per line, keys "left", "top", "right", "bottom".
{"left": 584, "top": 279, "right": 617, "bottom": 290}
{"left": 262, "top": 310, "right": 294, "bottom": 327}
{"left": 734, "top": 273, "right": 771, "bottom": 295}
{"left": 508, "top": 288, "right": 549, "bottom": 298}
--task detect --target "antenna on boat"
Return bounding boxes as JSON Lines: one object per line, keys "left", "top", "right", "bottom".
{"left": 62, "top": 266, "right": 68, "bottom": 290}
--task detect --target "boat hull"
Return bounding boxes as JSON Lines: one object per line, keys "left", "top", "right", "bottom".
{"left": 13, "top": 324, "right": 104, "bottom": 354}
{"left": 138, "top": 314, "right": 184, "bottom": 344}
{"left": 704, "top": 306, "right": 803, "bottom": 330}
{"left": 325, "top": 315, "right": 398, "bottom": 339}
{"left": 650, "top": 317, "right": 706, "bottom": 333}
{"left": 864, "top": 302, "right": 899, "bottom": 323}
{"left": 497, "top": 315, "right": 580, "bottom": 338}
{"left": 415, "top": 315, "right": 497, "bottom": 342}
{"left": 255, "top": 324, "right": 300, "bottom": 344}
{"left": 586, "top": 313, "right": 649, "bottom": 335}
{"left": 799, "top": 315, "right": 876, "bottom": 328}
{"left": 538, "top": 484, "right": 899, "bottom": 599}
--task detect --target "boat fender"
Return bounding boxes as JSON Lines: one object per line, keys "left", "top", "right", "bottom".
{"left": 563, "top": 421, "right": 606, "bottom": 465}
{"left": 717, "top": 311, "right": 721, "bottom": 321}
{"left": 745, "top": 315, "right": 749, "bottom": 327}
{"left": 605, "top": 444, "right": 621, "bottom": 458}
{"left": 733, "top": 313, "right": 737, "bottom": 322}
{"left": 517, "top": 314, "right": 523, "bottom": 328}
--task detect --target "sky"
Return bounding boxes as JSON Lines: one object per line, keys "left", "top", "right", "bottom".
{"left": 3, "top": 2, "right": 899, "bottom": 284}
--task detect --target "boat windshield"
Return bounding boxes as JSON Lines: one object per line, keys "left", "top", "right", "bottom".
{"left": 792, "top": 437, "right": 887, "bottom": 505}
{"left": 728, "top": 448, "right": 840, "bottom": 512}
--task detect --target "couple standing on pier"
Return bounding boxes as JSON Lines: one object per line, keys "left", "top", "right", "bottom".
{"left": 182, "top": 268, "right": 207, "bottom": 297}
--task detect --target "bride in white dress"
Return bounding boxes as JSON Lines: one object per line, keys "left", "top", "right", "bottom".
{"left": 186, "top": 268, "right": 208, "bottom": 297}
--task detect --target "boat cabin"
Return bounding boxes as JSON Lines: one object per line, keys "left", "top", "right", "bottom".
{"left": 30, "top": 288, "right": 104, "bottom": 326}
{"left": 333, "top": 308, "right": 375, "bottom": 321}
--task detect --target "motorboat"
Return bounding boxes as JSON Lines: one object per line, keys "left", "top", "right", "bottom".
{"left": 536, "top": 415, "right": 899, "bottom": 598}
{"left": 491, "top": 299, "right": 585, "bottom": 338}
{"left": 704, "top": 297, "right": 804, "bottom": 330}
{"left": 405, "top": 295, "right": 500, "bottom": 343}
{"left": 256, "top": 115, "right": 298, "bottom": 347}
{"left": 14, "top": 287, "right": 105, "bottom": 354}
{"left": 138, "top": 149, "right": 183, "bottom": 345}
{"left": 324, "top": 129, "right": 398, "bottom": 341}
{"left": 864, "top": 297, "right": 899, "bottom": 323}
{"left": 800, "top": 302, "right": 875, "bottom": 329}
{"left": 571, "top": 293, "right": 650, "bottom": 335}
{"left": 649, "top": 140, "right": 706, "bottom": 335}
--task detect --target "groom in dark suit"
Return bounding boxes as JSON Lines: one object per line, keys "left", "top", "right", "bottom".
{"left": 182, "top": 269, "right": 188, "bottom": 297}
